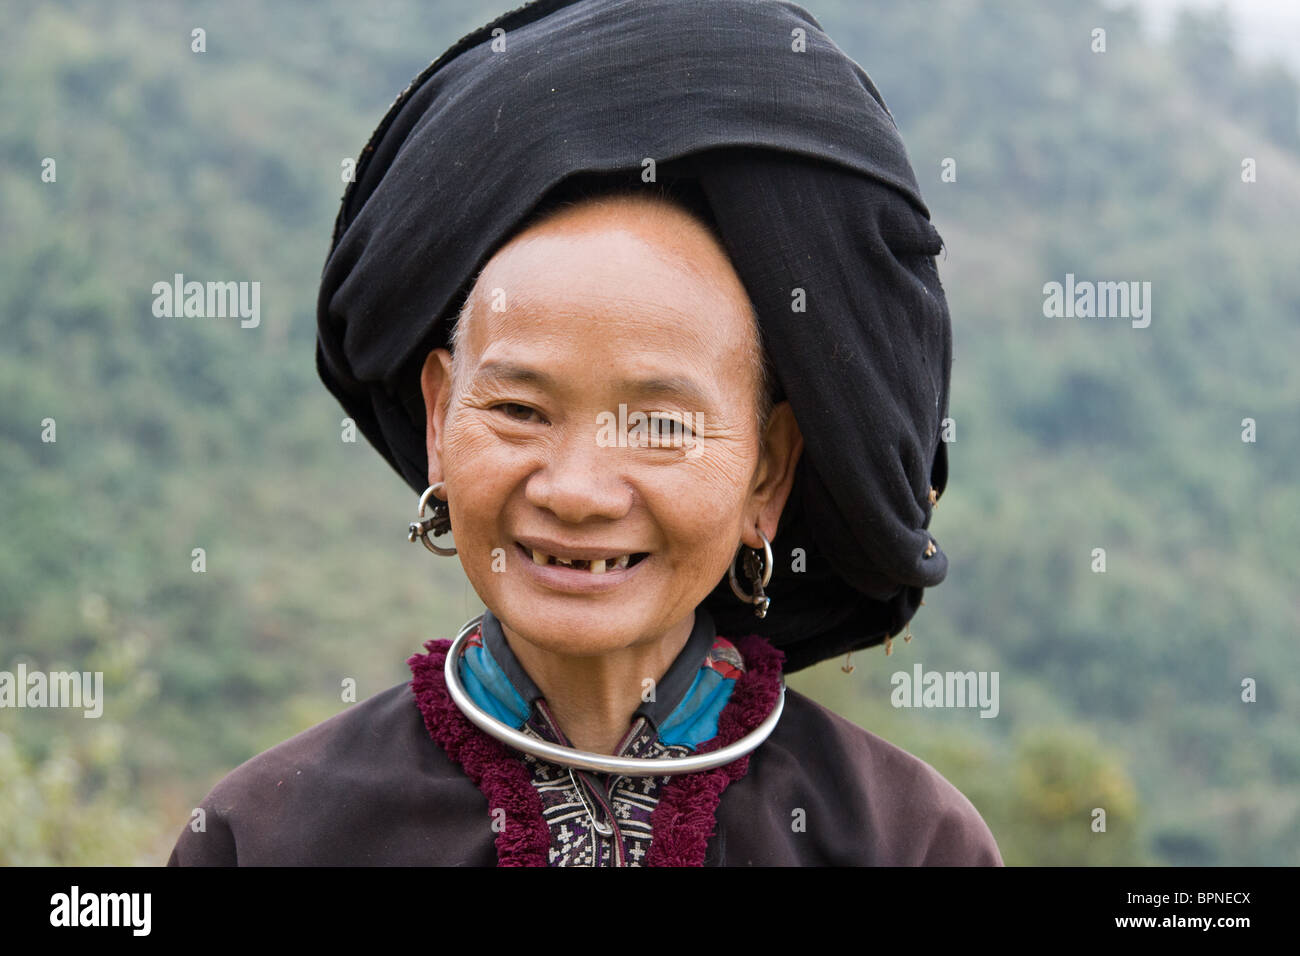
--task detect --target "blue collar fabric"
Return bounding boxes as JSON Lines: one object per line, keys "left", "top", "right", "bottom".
{"left": 457, "top": 607, "right": 741, "bottom": 751}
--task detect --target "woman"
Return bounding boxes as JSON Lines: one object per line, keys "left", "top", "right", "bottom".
{"left": 168, "top": 0, "right": 1002, "bottom": 866}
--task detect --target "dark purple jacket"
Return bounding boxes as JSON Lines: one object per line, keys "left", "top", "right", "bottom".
{"left": 167, "top": 635, "right": 1003, "bottom": 866}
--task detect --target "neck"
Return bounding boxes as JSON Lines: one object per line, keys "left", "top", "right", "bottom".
{"left": 501, "top": 612, "right": 695, "bottom": 755}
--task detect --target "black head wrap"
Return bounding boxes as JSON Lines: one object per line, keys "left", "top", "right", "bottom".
{"left": 316, "top": 0, "right": 952, "bottom": 672}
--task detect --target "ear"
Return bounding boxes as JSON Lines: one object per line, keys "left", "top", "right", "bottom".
{"left": 743, "top": 401, "right": 804, "bottom": 549}
{"left": 420, "top": 348, "right": 455, "bottom": 486}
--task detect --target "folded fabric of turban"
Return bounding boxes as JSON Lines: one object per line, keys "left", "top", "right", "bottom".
{"left": 316, "top": 0, "right": 954, "bottom": 672}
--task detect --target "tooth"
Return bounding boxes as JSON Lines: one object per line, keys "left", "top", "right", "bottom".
{"left": 531, "top": 549, "right": 548, "bottom": 566}
{"left": 614, "top": 554, "right": 630, "bottom": 570}
{"left": 590, "top": 559, "right": 607, "bottom": 574}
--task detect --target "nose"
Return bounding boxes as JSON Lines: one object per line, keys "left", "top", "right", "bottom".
{"left": 524, "top": 421, "right": 633, "bottom": 524}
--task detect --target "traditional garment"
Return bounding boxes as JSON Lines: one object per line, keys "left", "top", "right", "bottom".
{"left": 315, "top": 0, "right": 956, "bottom": 670}
{"left": 167, "top": 615, "right": 1002, "bottom": 866}
{"left": 166, "top": 0, "right": 1006, "bottom": 867}
{"left": 457, "top": 607, "right": 745, "bottom": 866}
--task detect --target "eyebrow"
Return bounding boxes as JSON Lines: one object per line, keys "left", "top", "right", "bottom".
{"left": 474, "top": 361, "right": 715, "bottom": 410}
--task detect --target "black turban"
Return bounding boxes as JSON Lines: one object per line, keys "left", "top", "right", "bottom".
{"left": 316, "top": 0, "right": 952, "bottom": 673}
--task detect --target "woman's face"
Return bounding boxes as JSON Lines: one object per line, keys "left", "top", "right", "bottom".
{"left": 421, "top": 194, "right": 803, "bottom": 660}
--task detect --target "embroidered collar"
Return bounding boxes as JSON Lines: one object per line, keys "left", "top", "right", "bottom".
{"left": 408, "top": 627, "right": 786, "bottom": 866}
{"left": 461, "top": 607, "right": 742, "bottom": 749}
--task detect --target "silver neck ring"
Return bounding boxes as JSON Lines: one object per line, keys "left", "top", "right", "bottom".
{"left": 441, "top": 614, "right": 785, "bottom": 777}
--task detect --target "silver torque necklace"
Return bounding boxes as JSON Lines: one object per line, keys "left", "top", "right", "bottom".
{"left": 442, "top": 614, "right": 786, "bottom": 777}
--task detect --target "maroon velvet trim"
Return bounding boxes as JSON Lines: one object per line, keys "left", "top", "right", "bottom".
{"left": 407, "top": 628, "right": 785, "bottom": 867}
{"left": 407, "top": 635, "right": 550, "bottom": 867}
{"left": 644, "top": 632, "right": 785, "bottom": 866}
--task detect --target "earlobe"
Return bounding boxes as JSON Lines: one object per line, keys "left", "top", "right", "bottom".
{"left": 749, "top": 402, "right": 804, "bottom": 546}
{"left": 421, "top": 348, "right": 455, "bottom": 485}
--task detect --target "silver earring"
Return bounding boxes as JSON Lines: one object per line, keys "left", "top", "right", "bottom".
{"left": 728, "top": 529, "right": 773, "bottom": 618}
{"left": 408, "top": 482, "right": 457, "bottom": 556}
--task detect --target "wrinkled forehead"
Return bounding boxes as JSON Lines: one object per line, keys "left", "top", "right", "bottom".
{"left": 456, "top": 194, "right": 761, "bottom": 374}
{"left": 491, "top": 189, "right": 747, "bottom": 298}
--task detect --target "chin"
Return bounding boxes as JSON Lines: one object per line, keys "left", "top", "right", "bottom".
{"left": 528, "top": 605, "right": 634, "bottom": 652}
{"left": 493, "top": 593, "right": 656, "bottom": 657}
{"left": 522, "top": 628, "right": 634, "bottom": 659}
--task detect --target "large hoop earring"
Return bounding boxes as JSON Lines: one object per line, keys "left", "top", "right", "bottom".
{"left": 408, "top": 482, "right": 457, "bottom": 556}
{"left": 728, "top": 529, "right": 773, "bottom": 618}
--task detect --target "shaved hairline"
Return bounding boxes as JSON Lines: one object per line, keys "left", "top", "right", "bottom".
{"left": 447, "top": 190, "right": 775, "bottom": 441}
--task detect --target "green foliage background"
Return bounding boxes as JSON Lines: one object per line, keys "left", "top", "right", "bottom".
{"left": 1, "top": 0, "right": 1296, "bottom": 865}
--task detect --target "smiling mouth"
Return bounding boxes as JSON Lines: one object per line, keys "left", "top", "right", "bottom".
{"left": 515, "top": 542, "right": 650, "bottom": 574}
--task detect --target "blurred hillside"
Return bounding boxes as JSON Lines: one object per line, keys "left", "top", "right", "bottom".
{"left": 1, "top": 0, "right": 1297, "bottom": 864}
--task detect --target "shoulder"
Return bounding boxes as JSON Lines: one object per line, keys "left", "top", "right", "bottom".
{"left": 720, "top": 687, "right": 1003, "bottom": 866}
{"left": 208, "top": 680, "right": 431, "bottom": 798}
{"left": 167, "top": 681, "right": 493, "bottom": 866}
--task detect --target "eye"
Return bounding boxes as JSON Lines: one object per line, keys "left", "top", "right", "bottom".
{"left": 629, "top": 414, "right": 697, "bottom": 445}
{"left": 493, "top": 402, "right": 545, "bottom": 424}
